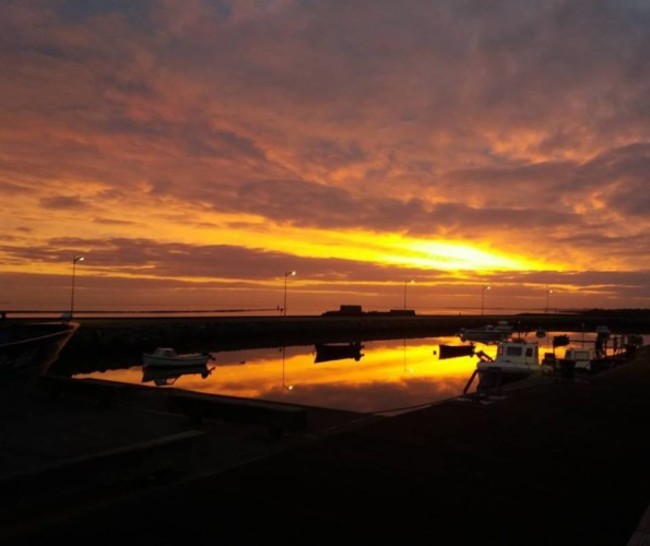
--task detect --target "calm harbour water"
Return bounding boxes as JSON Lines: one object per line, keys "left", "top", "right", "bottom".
{"left": 75, "top": 330, "right": 636, "bottom": 414}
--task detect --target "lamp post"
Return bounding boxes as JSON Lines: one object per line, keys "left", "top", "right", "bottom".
{"left": 546, "top": 289, "right": 554, "bottom": 313}
{"left": 403, "top": 280, "right": 414, "bottom": 310}
{"left": 283, "top": 270, "right": 296, "bottom": 317}
{"left": 481, "top": 285, "right": 491, "bottom": 315}
{"left": 70, "top": 255, "right": 84, "bottom": 318}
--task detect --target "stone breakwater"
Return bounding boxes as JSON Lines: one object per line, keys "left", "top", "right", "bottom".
{"left": 67, "top": 315, "right": 463, "bottom": 354}
{"left": 63, "top": 312, "right": 650, "bottom": 355}
{"left": 60, "top": 315, "right": 475, "bottom": 373}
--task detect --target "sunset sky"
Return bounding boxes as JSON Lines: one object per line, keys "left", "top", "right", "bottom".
{"left": 1, "top": 0, "right": 649, "bottom": 315}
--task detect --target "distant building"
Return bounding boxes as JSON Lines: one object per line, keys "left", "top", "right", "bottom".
{"left": 322, "top": 305, "right": 364, "bottom": 316}
{"left": 386, "top": 309, "right": 416, "bottom": 316}
{"left": 322, "top": 305, "right": 416, "bottom": 317}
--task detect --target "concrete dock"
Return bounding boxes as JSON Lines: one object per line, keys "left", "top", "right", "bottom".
{"left": 1, "top": 347, "right": 649, "bottom": 545}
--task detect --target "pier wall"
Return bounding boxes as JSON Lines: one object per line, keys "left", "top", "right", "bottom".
{"left": 62, "top": 312, "right": 650, "bottom": 352}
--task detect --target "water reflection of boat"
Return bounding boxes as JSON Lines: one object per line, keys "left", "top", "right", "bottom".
{"left": 0, "top": 321, "right": 80, "bottom": 381}
{"left": 142, "top": 363, "right": 214, "bottom": 386}
{"left": 437, "top": 343, "right": 476, "bottom": 360}
{"left": 314, "top": 341, "right": 364, "bottom": 363}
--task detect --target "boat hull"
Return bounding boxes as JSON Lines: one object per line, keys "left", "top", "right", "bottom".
{"left": 142, "top": 353, "right": 212, "bottom": 367}
{"left": 476, "top": 365, "right": 538, "bottom": 390}
{"left": 0, "top": 321, "right": 79, "bottom": 381}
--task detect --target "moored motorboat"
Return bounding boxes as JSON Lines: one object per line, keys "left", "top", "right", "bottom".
{"left": 473, "top": 327, "right": 643, "bottom": 387}
{"left": 561, "top": 348, "right": 594, "bottom": 371}
{"left": 142, "top": 347, "right": 214, "bottom": 367}
{"left": 475, "top": 337, "right": 541, "bottom": 391}
{"left": 0, "top": 320, "right": 80, "bottom": 381}
{"left": 559, "top": 331, "right": 643, "bottom": 374}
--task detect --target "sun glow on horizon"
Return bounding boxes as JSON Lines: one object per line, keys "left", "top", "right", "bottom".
{"left": 0, "top": 216, "right": 561, "bottom": 282}
{"left": 192, "top": 220, "right": 559, "bottom": 273}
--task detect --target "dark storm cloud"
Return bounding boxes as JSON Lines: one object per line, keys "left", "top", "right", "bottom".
{"left": 446, "top": 160, "right": 575, "bottom": 190}
{"left": 299, "top": 139, "right": 367, "bottom": 167}
{"left": 181, "top": 123, "right": 267, "bottom": 161}
{"left": 226, "top": 177, "right": 580, "bottom": 235}
{"left": 578, "top": 144, "right": 650, "bottom": 216}
{"left": 40, "top": 195, "right": 86, "bottom": 210}
{"left": 552, "top": 230, "right": 650, "bottom": 264}
{"left": 58, "top": 0, "right": 152, "bottom": 24}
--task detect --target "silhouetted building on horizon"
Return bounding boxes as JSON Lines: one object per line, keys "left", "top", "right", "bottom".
{"left": 321, "top": 305, "right": 416, "bottom": 317}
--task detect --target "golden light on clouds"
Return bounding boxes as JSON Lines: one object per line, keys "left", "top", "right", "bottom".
{"left": 198, "top": 223, "right": 554, "bottom": 273}
{"left": 1, "top": 1, "right": 649, "bottom": 312}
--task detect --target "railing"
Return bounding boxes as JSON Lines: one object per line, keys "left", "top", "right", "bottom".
{"left": 0, "top": 308, "right": 282, "bottom": 320}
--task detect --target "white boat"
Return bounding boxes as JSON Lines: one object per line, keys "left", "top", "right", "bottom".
{"left": 475, "top": 337, "right": 541, "bottom": 391}
{"left": 562, "top": 348, "right": 594, "bottom": 371}
{"left": 0, "top": 320, "right": 80, "bottom": 381}
{"left": 458, "top": 320, "right": 513, "bottom": 343}
{"left": 142, "top": 347, "right": 214, "bottom": 368}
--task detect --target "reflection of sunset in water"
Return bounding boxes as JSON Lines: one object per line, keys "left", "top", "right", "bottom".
{"left": 80, "top": 336, "right": 490, "bottom": 413}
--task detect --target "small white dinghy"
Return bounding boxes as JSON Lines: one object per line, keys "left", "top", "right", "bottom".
{"left": 142, "top": 347, "right": 214, "bottom": 368}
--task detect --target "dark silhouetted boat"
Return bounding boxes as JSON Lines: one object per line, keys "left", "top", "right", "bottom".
{"left": 0, "top": 320, "right": 79, "bottom": 381}
{"left": 458, "top": 321, "right": 513, "bottom": 343}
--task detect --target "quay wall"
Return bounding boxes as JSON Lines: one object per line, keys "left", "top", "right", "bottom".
{"left": 62, "top": 312, "right": 650, "bottom": 355}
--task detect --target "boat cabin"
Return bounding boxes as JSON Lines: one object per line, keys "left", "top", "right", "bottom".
{"left": 563, "top": 348, "right": 594, "bottom": 370}
{"left": 473, "top": 338, "right": 541, "bottom": 392}
{"left": 494, "top": 339, "right": 539, "bottom": 368}
{"left": 152, "top": 347, "right": 177, "bottom": 358}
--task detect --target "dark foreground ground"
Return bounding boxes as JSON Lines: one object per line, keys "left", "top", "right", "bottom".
{"left": 1, "top": 347, "right": 649, "bottom": 545}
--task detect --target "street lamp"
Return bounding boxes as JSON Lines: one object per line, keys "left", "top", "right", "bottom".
{"left": 546, "top": 289, "right": 554, "bottom": 314}
{"left": 283, "top": 270, "right": 296, "bottom": 317}
{"left": 70, "top": 255, "right": 85, "bottom": 318}
{"left": 481, "top": 285, "right": 491, "bottom": 315}
{"left": 403, "top": 280, "right": 414, "bottom": 310}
